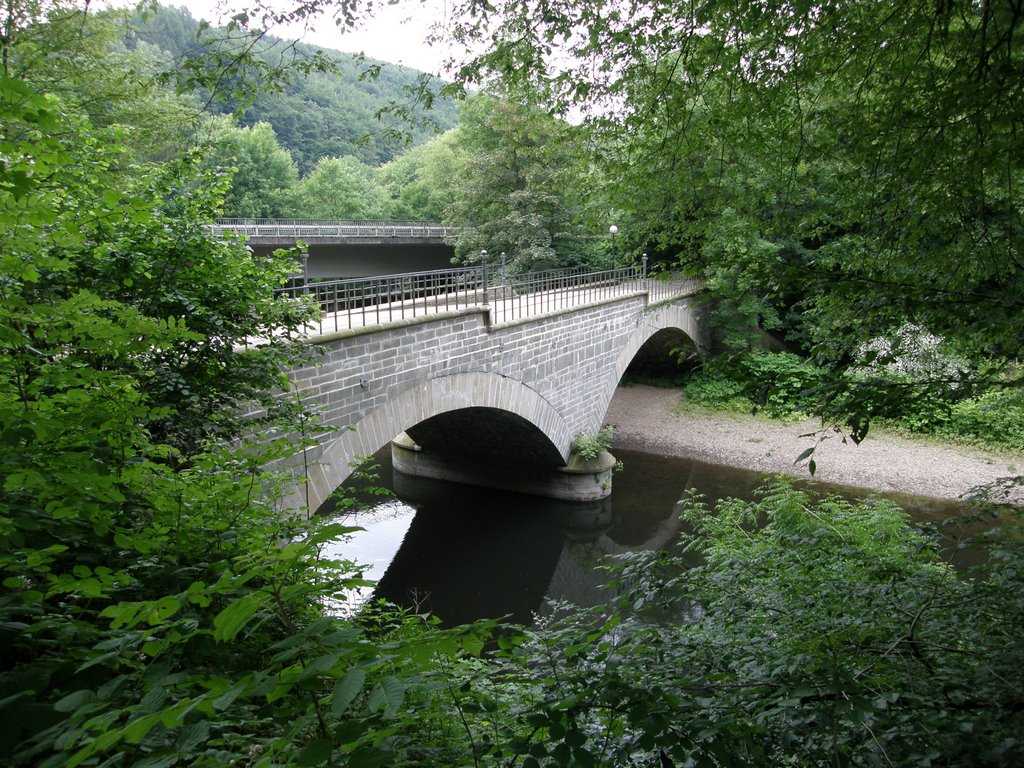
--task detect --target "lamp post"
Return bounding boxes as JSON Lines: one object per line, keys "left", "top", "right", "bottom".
{"left": 480, "top": 249, "right": 489, "bottom": 306}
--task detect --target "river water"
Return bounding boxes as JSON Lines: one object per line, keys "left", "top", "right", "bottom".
{"left": 320, "top": 445, "right": 976, "bottom": 627}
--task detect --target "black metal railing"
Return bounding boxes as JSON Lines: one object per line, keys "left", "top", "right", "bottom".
{"left": 277, "top": 266, "right": 485, "bottom": 335}
{"left": 490, "top": 266, "right": 638, "bottom": 322}
{"left": 276, "top": 263, "right": 702, "bottom": 336}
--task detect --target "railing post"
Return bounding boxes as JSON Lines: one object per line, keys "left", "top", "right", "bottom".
{"left": 480, "top": 250, "right": 489, "bottom": 306}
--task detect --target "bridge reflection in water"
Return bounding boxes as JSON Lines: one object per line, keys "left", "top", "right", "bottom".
{"left": 318, "top": 445, "right": 978, "bottom": 627}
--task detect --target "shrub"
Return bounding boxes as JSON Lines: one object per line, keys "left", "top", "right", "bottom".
{"left": 456, "top": 483, "right": 1024, "bottom": 768}
{"left": 737, "top": 349, "right": 824, "bottom": 415}
{"left": 684, "top": 368, "right": 750, "bottom": 411}
{"left": 938, "top": 389, "right": 1024, "bottom": 451}
{"left": 684, "top": 351, "right": 824, "bottom": 417}
{"left": 573, "top": 425, "right": 616, "bottom": 460}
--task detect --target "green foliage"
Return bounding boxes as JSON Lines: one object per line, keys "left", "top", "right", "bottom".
{"left": 2, "top": 2, "right": 197, "bottom": 162}
{"left": 378, "top": 130, "right": 469, "bottom": 220}
{"left": 446, "top": 95, "right": 594, "bottom": 271}
{"left": 686, "top": 351, "right": 823, "bottom": 418}
{"left": 0, "top": 49, "right": 425, "bottom": 766}
{"left": 890, "top": 387, "right": 1024, "bottom": 453}
{"left": 572, "top": 426, "right": 615, "bottom": 461}
{"left": 686, "top": 350, "right": 1024, "bottom": 452}
{"left": 442, "top": 0, "right": 1024, "bottom": 442}
{"left": 207, "top": 119, "right": 299, "bottom": 218}
{"left": 384, "top": 483, "right": 1023, "bottom": 767}
{"left": 7, "top": 6, "right": 1023, "bottom": 768}
{"left": 682, "top": 368, "right": 750, "bottom": 411}
{"left": 944, "top": 389, "right": 1024, "bottom": 450}
{"left": 286, "top": 155, "right": 387, "bottom": 220}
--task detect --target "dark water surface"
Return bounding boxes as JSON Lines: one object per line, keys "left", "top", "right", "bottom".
{"left": 321, "top": 447, "right": 978, "bottom": 626}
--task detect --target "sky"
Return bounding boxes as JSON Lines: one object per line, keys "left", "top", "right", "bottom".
{"left": 175, "top": 0, "right": 456, "bottom": 75}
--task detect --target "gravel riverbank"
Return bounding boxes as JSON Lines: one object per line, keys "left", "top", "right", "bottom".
{"left": 604, "top": 385, "right": 1023, "bottom": 504}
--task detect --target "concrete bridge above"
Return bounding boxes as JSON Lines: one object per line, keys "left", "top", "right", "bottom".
{"left": 214, "top": 219, "right": 454, "bottom": 278}
{"left": 275, "top": 268, "right": 707, "bottom": 513}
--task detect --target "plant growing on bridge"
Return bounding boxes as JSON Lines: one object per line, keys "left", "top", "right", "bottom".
{"left": 572, "top": 425, "right": 616, "bottom": 461}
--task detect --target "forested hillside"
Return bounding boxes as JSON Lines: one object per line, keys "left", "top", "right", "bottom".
{"left": 124, "top": 4, "right": 460, "bottom": 173}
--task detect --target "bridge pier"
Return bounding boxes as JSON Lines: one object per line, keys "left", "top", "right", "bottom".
{"left": 390, "top": 433, "right": 618, "bottom": 502}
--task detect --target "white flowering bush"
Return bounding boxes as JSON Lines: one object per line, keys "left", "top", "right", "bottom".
{"left": 856, "top": 323, "right": 969, "bottom": 384}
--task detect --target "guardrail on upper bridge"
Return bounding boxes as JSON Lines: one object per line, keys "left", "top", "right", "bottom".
{"left": 213, "top": 218, "right": 454, "bottom": 239}
{"left": 275, "top": 261, "right": 704, "bottom": 337}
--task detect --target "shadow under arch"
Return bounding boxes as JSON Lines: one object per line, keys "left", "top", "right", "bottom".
{"left": 285, "top": 370, "right": 575, "bottom": 514}
{"left": 592, "top": 301, "right": 705, "bottom": 433}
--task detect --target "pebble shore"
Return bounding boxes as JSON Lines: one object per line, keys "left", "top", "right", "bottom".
{"left": 604, "top": 385, "right": 1023, "bottom": 504}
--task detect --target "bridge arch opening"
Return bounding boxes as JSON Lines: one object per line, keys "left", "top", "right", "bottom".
{"left": 392, "top": 404, "right": 616, "bottom": 502}
{"left": 406, "top": 406, "right": 566, "bottom": 468}
{"left": 291, "top": 371, "right": 592, "bottom": 513}
{"left": 584, "top": 303, "right": 708, "bottom": 445}
{"left": 622, "top": 327, "right": 702, "bottom": 382}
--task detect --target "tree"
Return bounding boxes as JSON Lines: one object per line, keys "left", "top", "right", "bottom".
{"left": 286, "top": 154, "right": 386, "bottom": 219}
{"left": 126, "top": 4, "right": 462, "bottom": 173}
{"left": 2, "top": 1, "right": 197, "bottom": 161}
{"left": 378, "top": 129, "right": 468, "bottom": 220}
{"left": 0, "top": 11, "right": 477, "bottom": 767}
{"left": 441, "top": 0, "right": 1024, "bottom": 436}
{"left": 210, "top": 119, "right": 299, "bottom": 218}
{"left": 446, "top": 94, "right": 591, "bottom": 272}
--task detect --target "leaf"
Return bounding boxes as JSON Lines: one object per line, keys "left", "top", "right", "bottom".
{"left": 134, "top": 754, "right": 178, "bottom": 768}
{"left": 123, "top": 713, "right": 161, "bottom": 744}
{"left": 212, "top": 592, "right": 266, "bottom": 642}
{"left": 367, "top": 676, "right": 404, "bottom": 718}
{"left": 53, "top": 689, "right": 96, "bottom": 713}
{"left": 295, "top": 739, "right": 334, "bottom": 767}
{"left": 331, "top": 668, "right": 366, "bottom": 716}
{"left": 174, "top": 720, "right": 209, "bottom": 753}
{"left": 348, "top": 745, "right": 394, "bottom": 768}
{"left": 793, "top": 447, "right": 815, "bottom": 465}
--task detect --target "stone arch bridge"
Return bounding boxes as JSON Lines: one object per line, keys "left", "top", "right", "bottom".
{"left": 278, "top": 274, "right": 707, "bottom": 513}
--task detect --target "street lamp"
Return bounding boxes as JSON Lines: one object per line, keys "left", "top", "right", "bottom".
{"left": 609, "top": 225, "right": 618, "bottom": 260}
{"left": 480, "top": 249, "right": 489, "bottom": 306}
